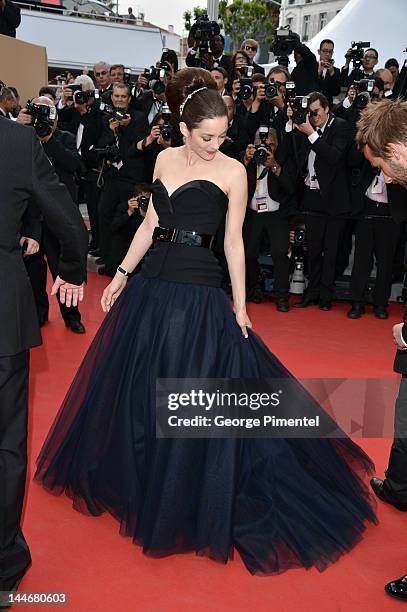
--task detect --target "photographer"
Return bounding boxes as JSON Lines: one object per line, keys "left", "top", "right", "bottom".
{"left": 317, "top": 39, "right": 341, "bottom": 108}
{"left": 243, "top": 126, "right": 296, "bottom": 310}
{"left": 334, "top": 77, "right": 384, "bottom": 124}
{"left": 245, "top": 65, "right": 289, "bottom": 143}
{"left": 0, "top": 86, "right": 16, "bottom": 119}
{"left": 186, "top": 24, "right": 231, "bottom": 72}
{"left": 110, "top": 63, "right": 125, "bottom": 84}
{"left": 219, "top": 95, "right": 249, "bottom": 160}
{"left": 93, "top": 61, "right": 112, "bottom": 93}
{"left": 347, "top": 140, "right": 406, "bottom": 320}
{"left": 341, "top": 47, "right": 379, "bottom": 88}
{"left": 109, "top": 183, "right": 151, "bottom": 272}
{"left": 0, "top": 0, "right": 20, "bottom": 37}
{"left": 55, "top": 75, "right": 102, "bottom": 254}
{"left": 16, "top": 96, "right": 86, "bottom": 333}
{"left": 96, "top": 82, "right": 149, "bottom": 275}
{"left": 210, "top": 66, "right": 229, "bottom": 96}
{"left": 241, "top": 39, "right": 265, "bottom": 75}
{"left": 285, "top": 92, "right": 351, "bottom": 310}
{"left": 142, "top": 110, "right": 173, "bottom": 182}
{"left": 132, "top": 68, "right": 168, "bottom": 125}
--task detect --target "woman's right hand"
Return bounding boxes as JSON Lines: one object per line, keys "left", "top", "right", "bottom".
{"left": 235, "top": 308, "right": 253, "bottom": 339}
{"left": 101, "top": 273, "right": 128, "bottom": 312}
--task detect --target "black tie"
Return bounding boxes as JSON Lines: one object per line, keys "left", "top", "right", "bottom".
{"left": 317, "top": 128, "right": 323, "bottom": 137}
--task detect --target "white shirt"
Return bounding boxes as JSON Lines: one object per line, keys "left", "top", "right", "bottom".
{"left": 365, "top": 171, "right": 388, "bottom": 203}
{"left": 305, "top": 119, "right": 329, "bottom": 189}
{"left": 249, "top": 165, "right": 280, "bottom": 213}
{"left": 148, "top": 98, "right": 162, "bottom": 125}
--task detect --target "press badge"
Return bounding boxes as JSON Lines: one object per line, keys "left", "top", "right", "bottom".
{"left": 255, "top": 195, "right": 268, "bottom": 212}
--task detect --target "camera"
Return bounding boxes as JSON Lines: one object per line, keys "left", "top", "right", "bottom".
{"left": 353, "top": 78, "right": 375, "bottom": 109}
{"left": 291, "top": 95, "right": 309, "bottom": 125}
{"left": 137, "top": 194, "right": 150, "bottom": 212}
{"left": 73, "top": 89, "right": 100, "bottom": 105}
{"left": 348, "top": 41, "right": 371, "bottom": 64}
{"left": 270, "top": 28, "right": 299, "bottom": 67}
{"left": 143, "top": 67, "right": 166, "bottom": 95}
{"left": 293, "top": 228, "right": 307, "bottom": 247}
{"left": 26, "top": 100, "right": 57, "bottom": 138}
{"left": 190, "top": 13, "right": 220, "bottom": 56}
{"left": 237, "top": 65, "right": 254, "bottom": 100}
{"left": 264, "top": 81, "right": 279, "bottom": 99}
{"left": 253, "top": 125, "right": 270, "bottom": 164}
{"left": 99, "top": 102, "right": 129, "bottom": 122}
{"left": 93, "top": 143, "right": 122, "bottom": 164}
{"left": 285, "top": 81, "right": 296, "bottom": 104}
{"left": 159, "top": 103, "right": 172, "bottom": 140}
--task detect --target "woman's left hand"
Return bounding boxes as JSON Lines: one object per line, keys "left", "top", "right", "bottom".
{"left": 235, "top": 308, "right": 252, "bottom": 338}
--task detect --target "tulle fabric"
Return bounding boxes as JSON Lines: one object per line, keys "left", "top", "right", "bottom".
{"left": 35, "top": 275, "right": 377, "bottom": 575}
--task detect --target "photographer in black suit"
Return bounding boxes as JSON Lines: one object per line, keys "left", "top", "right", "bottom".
{"left": 347, "top": 141, "right": 406, "bottom": 320}
{"left": 243, "top": 126, "right": 296, "bottom": 310}
{"left": 286, "top": 92, "right": 351, "bottom": 310}
{"left": 97, "top": 83, "right": 149, "bottom": 275}
{"left": 0, "top": 116, "right": 87, "bottom": 602}
{"left": 317, "top": 39, "right": 341, "bottom": 109}
{"left": 356, "top": 98, "right": 407, "bottom": 601}
{"left": 17, "top": 97, "right": 86, "bottom": 333}
{"left": 219, "top": 95, "right": 249, "bottom": 160}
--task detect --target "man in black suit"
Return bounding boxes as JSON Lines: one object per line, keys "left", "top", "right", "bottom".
{"left": 0, "top": 0, "right": 20, "bottom": 37}
{"left": 290, "top": 37, "right": 320, "bottom": 96}
{"left": 97, "top": 83, "right": 149, "bottom": 275}
{"left": 0, "top": 116, "right": 88, "bottom": 602}
{"left": 0, "top": 86, "right": 16, "bottom": 119}
{"left": 340, "top": 47, "right": 379, "bottom": 88}
{"left": 245, "top": 66, "right": 289, "bottom": 144}
{"left": 286, "top": 92, "right": 351, "bottom": 310}
{"left": 132, "top": 86, "right": 167, "bottom": 126}
{"left": 17, "top": 97, "right": 86, "bottom": 333}
{"left": 219, "top": 95, "right": 249, "bottom": 160}
{"left": 317, "top": 39, "right": 341, "bottom": 109}
{"left": 186, "top": 33, "right": 231, "bottom": 72}
{"left": 356, "top": 98, "right": 407, "bottom": 601}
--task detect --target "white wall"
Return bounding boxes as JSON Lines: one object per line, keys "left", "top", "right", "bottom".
{"left": 279, "top": 0, "right": 348, "bottom": 41}
{"left": 18, "top": 10, "right": 170, "bottom": 71}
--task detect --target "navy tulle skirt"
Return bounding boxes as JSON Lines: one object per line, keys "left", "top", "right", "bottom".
{"left": 35, "top": 275, "right": 377, "bottom": 575}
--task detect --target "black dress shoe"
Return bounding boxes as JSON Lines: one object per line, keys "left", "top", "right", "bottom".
{"left": 385, "top": 574, "right": 407, "bottom": 601}
{"left": 319, "top": 301, "right": 332, "bottom": 311}
{"left": 347, "top": 302, "right": 365, "bottom": 319}
{"left": 373, "top": 306, "right": 389, "bottom": 320}
{"left": 65, "top": 320, "right": 86, "bottom": 334}
{"left": 276, "top": 298, "right": 289, "bottom": 312}
{"left": 247, "top": 289, "right": 263, "bottom": 304}
{"left": 294, "top": 296, "right": 318, "bottom": 308}
{"left": 370, "top": 477, "right": 407, "bottom": 511}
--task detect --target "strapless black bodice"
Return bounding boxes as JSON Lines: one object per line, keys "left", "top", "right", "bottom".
{"left": 140, "top": 179, "right": 228, "bottom": 287}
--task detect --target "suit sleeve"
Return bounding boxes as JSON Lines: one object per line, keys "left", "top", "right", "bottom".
{"left": 311, "top": 120, "right": 351, "bottom": 165}
{"left": 42, "top": 132, "right": 84, "bottom": 174}
{"left": 29, "top": 131, "right": 88, "bottom": 284}
{"left": 21, "top": 201, "right": 42, "bottom": 243}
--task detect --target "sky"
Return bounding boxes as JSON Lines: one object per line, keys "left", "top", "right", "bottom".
{"left": 119, "top": 0, "right": 202, "bottom": 36}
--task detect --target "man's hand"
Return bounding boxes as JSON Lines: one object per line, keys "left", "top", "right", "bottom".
{"left": 16, "top": 108, "right": 32, "bottom": 125}
{"left": 119, "top": 114, "right": 131, "bottom": 127}
{"left": 51, "top": 276, "right": 84, "bottom": 308}
{"left": 109, "top": 118, "right": 120, "bottom": 132}
{"left": 19, "top": 237, "right": 40, "bottom": 256}
{"left": 243, "top": 144, "right": 255, "bottom": 166}
{"left": 127, "top": 197, "right": 139, "bottom": 215}
{"left": 201, "top": 52, "right": 214, "bottom": 70}
{"left": 61, "top": 86, "right": 74, "bottom": 107}
{"left": 393, "top": 323, "right": 407, "bottom": 351}
{"left": 137, "top": 74, "right": 149, "bottom": 89}
{"left": 268, "top": 92, "right": 285, "bottom": 109}
{"left": 296, "top": 113, "right": 314, "bottom": 136}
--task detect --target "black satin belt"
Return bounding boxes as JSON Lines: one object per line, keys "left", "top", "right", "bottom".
{"left": 152, "top": 226, "right": 215, "bottom": 249}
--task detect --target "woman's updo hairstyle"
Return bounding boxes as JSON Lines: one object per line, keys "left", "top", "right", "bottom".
{"left": 166, "top": 67, "right": 227, "bottom": 130}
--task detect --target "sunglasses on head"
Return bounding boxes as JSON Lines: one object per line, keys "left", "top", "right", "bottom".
{"left": 244, "top": 45, "right": 257, "bottom": 52}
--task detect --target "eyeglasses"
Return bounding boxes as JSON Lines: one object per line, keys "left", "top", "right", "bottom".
{"left": 364, "top": 55, "right": 377, "bottom": 60}
{"left": 244, "top": 45, "right": 258, "bottom": 52}
{"left": 95, "top": 70, "right": 108, "bottom": 76}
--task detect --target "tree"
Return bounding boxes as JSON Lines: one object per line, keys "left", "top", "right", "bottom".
{"left": 218, "top": 0, "right": 279, "bottom": 53}
{"left": 183, "top": 6, "right": 207, "bottom": 32}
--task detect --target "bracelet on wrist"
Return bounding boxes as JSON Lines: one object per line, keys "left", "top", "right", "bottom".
{"left": 117, "top": 265, "right": 129, "bottom": 277}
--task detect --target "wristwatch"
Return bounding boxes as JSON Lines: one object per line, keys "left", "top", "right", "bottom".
{"left": 117, "top": 265, "right": 129, "bottom": 277}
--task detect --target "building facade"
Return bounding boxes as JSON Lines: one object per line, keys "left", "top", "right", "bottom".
{"left": 278, "top": 0, "right": 349, "bottom": 42}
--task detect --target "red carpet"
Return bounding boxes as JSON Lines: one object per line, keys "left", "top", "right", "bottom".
{"left": 22, "top": 273, "right": 407, "bottom": 611}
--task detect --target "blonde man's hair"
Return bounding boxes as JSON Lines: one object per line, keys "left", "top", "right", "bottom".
{"left": 356, "top": 98, "right": 407, "bottom": 158}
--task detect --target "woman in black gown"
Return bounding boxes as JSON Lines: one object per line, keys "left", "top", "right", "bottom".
{"left": 35, "top": 68, "right": 377, "bottom": 575}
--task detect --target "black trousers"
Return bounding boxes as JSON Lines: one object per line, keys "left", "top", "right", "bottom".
{"left": 383, "top": 375, "right": 407, "bottom": 502}
{"left": 303, "top": 202, "right": 346, "bottom": 301}
{"left": 99, "top": 177, "right": 135, "bottom": 270}
{"left": 243, "top": 208, "right": 290, "bottom": 298}
{"left": 0, "top": 351, "right": 31, "bottom": 590}
{"left": 350, "top": 204, "right": 400, "bottom": 307}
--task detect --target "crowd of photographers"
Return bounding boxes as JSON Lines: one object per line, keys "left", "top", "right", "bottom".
{"left": 1, "top": 20, "right": 406, "bottom": 332}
